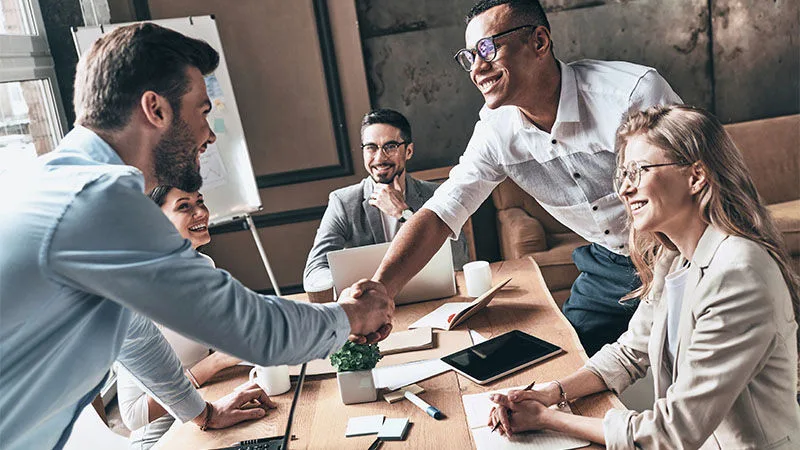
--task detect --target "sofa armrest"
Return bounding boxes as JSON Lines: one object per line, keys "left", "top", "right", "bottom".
{"left": 496, "top": 207, "right": 548, "bottom": 260}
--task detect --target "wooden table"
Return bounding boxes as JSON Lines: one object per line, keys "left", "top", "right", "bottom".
{"left": 157, "top": 258, "right": 623, "bottom": 449}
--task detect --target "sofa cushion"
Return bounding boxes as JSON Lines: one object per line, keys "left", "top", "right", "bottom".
{"left": 769, "top": 199, "right": 800, "bottom": 257}
{"left": 725, "top": 115, "right": 800, "bottom": 206}
{"left": 497, "top": 208, "right": 547, "bottom": 259}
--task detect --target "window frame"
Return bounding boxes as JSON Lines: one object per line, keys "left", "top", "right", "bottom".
{"left": 0, "top": 0, "right": 68, "bottom": 140}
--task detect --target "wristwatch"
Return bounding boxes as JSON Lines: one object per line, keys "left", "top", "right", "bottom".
{"left": 398, "top": 208, "right": 414, "bottom": 223}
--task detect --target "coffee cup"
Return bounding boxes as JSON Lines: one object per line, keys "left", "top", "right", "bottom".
{"left": 463, "top": 260, "right": 493, "bottom": 297}
{"left": 248, "top": 365, "right": 291, "bottom": 396}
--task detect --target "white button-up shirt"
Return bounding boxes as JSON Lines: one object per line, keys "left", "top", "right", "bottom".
{"left": 425, "top": 59, "right": 682, "bottom": 255}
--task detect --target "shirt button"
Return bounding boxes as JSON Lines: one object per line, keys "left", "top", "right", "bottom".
{"left": 551, "top": 139, "right": 557, "bottom": 145}
{"left": 592, "top": 206, "right": 598, "bottom": 211}
{"left": 574, "top": 173, "right": 581, "bottom": 179}
{"left": 604, "top": 230, "right": 610, "bottom": 235}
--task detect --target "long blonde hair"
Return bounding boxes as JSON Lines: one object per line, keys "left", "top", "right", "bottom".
{"left": 616, "top": 105, "right": 799, "bottom": 319}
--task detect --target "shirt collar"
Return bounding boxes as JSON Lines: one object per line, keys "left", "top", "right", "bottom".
{"left": 57, "top": 125, "right": 127, "bottom": 167}
{"left": 554, "top": 59, "right": 580, "bottom": 124}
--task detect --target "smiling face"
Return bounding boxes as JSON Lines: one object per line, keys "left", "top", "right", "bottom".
{"left": 361, "top": 123, "right": 413, "bottom": 184}
{"left": 161, "top": 188, "right": 211, "bottom": 249}
{"left": 465, "top": 4, "right": 545, "bottom": 109}
{"left": 618, "top": 135, "right": 698, "bottom": 235}
{"left": 153, "top": 67, "right": 216, "bottom": 193}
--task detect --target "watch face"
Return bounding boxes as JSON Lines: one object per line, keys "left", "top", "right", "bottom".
{"left": 402, "top": 209, "right": 413, "bottom": 221}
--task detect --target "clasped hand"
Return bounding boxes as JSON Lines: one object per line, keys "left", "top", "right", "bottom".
{"left": 488, "top": 389, "right": 551, "bottom": 437}
{"left": 337, "top": 279, "right": 394, "bottom": 344}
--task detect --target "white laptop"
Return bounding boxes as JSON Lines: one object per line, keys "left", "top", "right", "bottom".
{"left": 327, "top": 240, "right": 456, "bottom": 305}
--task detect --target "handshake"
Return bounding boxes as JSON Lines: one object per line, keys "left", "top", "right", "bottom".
{"left": 336, "top": 279, "right": 395, "bottom": 344}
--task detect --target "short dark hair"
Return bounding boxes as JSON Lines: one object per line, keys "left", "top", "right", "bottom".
{"left": 465, "top": 0, "right": 550, "bottom": 30}
{"left": 147, "top": 185, "right": 175, "bottom": 207}
{"left": 74, "top": 23, "right": 219, "bottom": 130}
{"left": 361, "top": 109, "right": 413, "bottom": 143}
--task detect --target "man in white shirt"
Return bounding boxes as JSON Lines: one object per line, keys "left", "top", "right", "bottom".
{"left": 303, "top": 109, "right": 469, "bottom": 297}
{"left": 368, "top": 0, "right": 681, "bottom": 355}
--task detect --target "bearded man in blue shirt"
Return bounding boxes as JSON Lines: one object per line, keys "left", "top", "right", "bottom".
{"left": 0, "top": 23, "right": 392, "bottom": 449}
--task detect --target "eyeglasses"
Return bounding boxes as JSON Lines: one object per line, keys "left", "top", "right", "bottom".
{"left": 361, "top": 141, "right": 407, "bottom": 155}
{"left": 614, "top": 160, "right": 692, "bottom": 193}
{"left": 453, "top": 25, "right": 535, "bottom": 72}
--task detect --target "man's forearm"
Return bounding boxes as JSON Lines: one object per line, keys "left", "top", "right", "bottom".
{"left": 374, "top": 208, "right": 450, "bottom": 297}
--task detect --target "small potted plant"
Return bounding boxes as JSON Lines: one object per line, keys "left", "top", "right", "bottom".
{"left": 330, "top": 341, "right": 382, "bottom": 404}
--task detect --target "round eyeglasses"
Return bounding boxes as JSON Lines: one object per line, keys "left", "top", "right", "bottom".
{"left": 453, "top": 25, "right": 535, "bottom": 72}
{"left": 361, "top": 141, "right": 407, "bottom": 156}
{"left": 614, "top": 160, "right": 692, "bottom": 193}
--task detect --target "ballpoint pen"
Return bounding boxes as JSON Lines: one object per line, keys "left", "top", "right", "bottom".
{"left": 490, "top": 380, "right": 536, "bottom": 433}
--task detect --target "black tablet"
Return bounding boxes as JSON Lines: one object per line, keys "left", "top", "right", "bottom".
{"left": 440, "top": 330, "right": 563, "bottom": 385}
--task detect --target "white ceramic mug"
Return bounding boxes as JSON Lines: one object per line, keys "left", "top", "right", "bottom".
{"left": 463, "top": 260, "right": 493, "bottom": 297}
{"left": 249, "top": 365, "right": 291, "bottom": 396}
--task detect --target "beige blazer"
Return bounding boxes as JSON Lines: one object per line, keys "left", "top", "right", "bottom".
{"left": 585, "top": 226, "right": 800, "bottom": 449}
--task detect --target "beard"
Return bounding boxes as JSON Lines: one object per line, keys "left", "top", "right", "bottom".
{"left": 373, "top": 166, "right": 404, "bottom": 185}
{"left": 153, "top": 116, "right": 203, "bottom": 192}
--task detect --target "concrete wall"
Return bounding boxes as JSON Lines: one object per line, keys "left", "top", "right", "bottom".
{"left": 40, "top": 0, "right": 797, "bottom": 293}
{"left": 357, "top": 0, "right": 799, "bottom": 172}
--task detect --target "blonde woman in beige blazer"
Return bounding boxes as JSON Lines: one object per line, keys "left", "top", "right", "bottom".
{"left": 488, "top": 105, "right": 800, "bottom": 449}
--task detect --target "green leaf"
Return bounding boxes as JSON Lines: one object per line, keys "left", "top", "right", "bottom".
{"left": 329, "top": 341, "right": 382, "bottom": 372}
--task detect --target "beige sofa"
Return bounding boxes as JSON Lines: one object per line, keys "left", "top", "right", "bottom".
{"left": 492, "top": 114, "right": 800, "bottom": 307}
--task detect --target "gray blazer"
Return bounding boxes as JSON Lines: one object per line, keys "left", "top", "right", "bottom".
{"left": 586, "top": 226, "right": 800, "bottom": 449}
{"left": 303, "top": 175, "right": 470, "bottom": 291}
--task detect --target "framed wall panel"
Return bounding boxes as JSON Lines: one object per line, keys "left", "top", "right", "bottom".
{"left": 138, "top": 0, "right": 353, "bottom": 188}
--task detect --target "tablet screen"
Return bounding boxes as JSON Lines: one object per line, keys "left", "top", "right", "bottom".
{"left": 440, "top": 330, "right": 562, "bottom": 384}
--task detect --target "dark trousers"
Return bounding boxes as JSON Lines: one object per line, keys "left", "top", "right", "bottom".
{"left": 562, "top": 244, "right": 641, "bottom": 356}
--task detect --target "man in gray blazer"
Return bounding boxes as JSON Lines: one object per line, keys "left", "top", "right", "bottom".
{"left": 304, "top": 109, "right": 469, "bottom": 295}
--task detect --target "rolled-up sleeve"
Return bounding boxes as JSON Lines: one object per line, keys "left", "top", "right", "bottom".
{"left": 116, "top": 315, "right": 205, "bottom": 424}
{"left": 44, "top": 172, "right": 351, "bottom": 367}
{"left": 584, "top": 297, "right": 653, "bottom": 394}
{"left": 423, "top": 122, "right": 506, "bottom": 239}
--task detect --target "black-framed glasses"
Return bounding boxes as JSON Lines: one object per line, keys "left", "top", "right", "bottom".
{"left": 453, "top": 25, "right": 535, "bottom": 72}
{"left": 614, "top": 160, "right": 692, "bottom": 192}
{"left": 361, "top": 140, "right": 407, "bottom": 155}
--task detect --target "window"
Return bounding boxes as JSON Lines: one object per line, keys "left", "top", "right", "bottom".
{"left": 0, "top": 0, "right": 66, "bottom": 173}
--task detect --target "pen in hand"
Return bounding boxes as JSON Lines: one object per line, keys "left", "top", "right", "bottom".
{"left": 490, "top": 380, "right": 536, "bottom": 433}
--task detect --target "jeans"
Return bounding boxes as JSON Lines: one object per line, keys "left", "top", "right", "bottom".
{"left": 562, "top": 244, "right": 641, "bottom": 356}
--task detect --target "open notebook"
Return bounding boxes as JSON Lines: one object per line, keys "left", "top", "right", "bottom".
{"left": 462, "top": 385, "right": 590, "bottom": 450}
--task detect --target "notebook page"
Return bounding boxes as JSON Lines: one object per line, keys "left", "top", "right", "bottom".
{"left": 462, "top": 385, "right": 590, "bottom": 450}
{"left": 472, "top": 427, "right": 590, "bottom": 450}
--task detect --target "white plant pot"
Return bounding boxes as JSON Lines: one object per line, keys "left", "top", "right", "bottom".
{"left": 336, "top": 370, "right": 377, "bottom": 404}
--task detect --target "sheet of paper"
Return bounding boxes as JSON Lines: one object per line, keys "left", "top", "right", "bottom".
{"left": 345, "top": 414, "right": 385, "bottom": 437}
{"left": 408, "top": 303, "right": 472, "bottom": 330}
{"left": 469, "top": 329, "right": 489, "bottom": 345}
{"left": 463, "top": 385, "right": 524, "bottom": 428}
{"left": 462, "top": 386, "right": 589, "bottom": 450}
{"left": 472, "top": 427, "right": 590, "bottom": 450}
{"left": 372, "top": 359, "right": 451, "bottom": 390}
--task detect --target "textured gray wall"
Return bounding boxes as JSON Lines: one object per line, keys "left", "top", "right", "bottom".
{"left": 357, "top": 0, "right": 799, "bottom": 172}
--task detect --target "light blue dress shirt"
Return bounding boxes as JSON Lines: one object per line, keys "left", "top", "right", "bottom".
{"left": 0, "top": 126, "right": 351, "bottom": 449}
